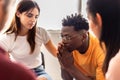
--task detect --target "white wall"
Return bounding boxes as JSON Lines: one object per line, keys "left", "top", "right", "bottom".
{"left": 81, "top": 0, "right": 87, "bottom": 19}
{"left": 36, "top": 0, "right": 78, "bottom": 30}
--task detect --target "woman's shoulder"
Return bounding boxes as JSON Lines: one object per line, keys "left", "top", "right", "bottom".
{"left": 36, "top": 27, "right": 46, "bottom": 31}
{"left": 36, "top": 27, "right": 48, "bottom": 34}
{"left": 113, "top": 49, "right": 120, "bottom": 61}
{"left": 106, "top": 49, "right": 120, "bottom": 80}
{"left": 0, "top": 33, "right": 15, "bottom": 39}
{"left": 108, "top": 49, "right": 120, "bottom": 67}
{"left": 35, "top": 27, "right": 50, "bottom": 43}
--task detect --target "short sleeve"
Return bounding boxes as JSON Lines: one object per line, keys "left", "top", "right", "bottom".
{"left": 0, "top": 34, "right": 13, "bottom": 52}
{"left": 37, "top": 27, "right": 50, "bottom": 44}
{"left": 95, "top": 44, "right": 105, "bottom": 80}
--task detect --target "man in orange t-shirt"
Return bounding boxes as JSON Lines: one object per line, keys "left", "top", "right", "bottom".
{"left": 57, "top": 13, "right": 105, "bottom": 80}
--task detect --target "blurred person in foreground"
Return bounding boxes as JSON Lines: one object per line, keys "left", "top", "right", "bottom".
{"left": 86, "top": 0, "right": 120, "bottom": 80}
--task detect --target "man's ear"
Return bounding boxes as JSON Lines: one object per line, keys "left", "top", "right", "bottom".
{"left": 16, "top": 11, "right": 20, "bottom": 17}
{"left": 81, "top": 30, "right": 88, "bottom": 42}
{"left": 96, "top": 13, "right": 102, "bottom": 28}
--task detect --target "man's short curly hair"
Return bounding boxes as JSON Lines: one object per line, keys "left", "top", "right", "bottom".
{"left": 62, "top": 13, "right": 89, "bottom": 31}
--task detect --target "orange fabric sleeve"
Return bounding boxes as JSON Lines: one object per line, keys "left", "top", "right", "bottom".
{"left": 95, "top": 47, "right": 105, "bottom": 80}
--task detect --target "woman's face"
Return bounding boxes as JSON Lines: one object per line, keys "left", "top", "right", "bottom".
{"left": 87, "top": 12, "right": 102, "bottom": 39}
{"left": 16, "top": 7, "right": 39, "bottom": 31}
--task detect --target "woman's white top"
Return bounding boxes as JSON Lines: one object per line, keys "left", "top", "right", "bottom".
{"left": 106, "top": 49, "right": 120, "bottom": 80}
{"left": 0, "top": 27, "right": 50, "bottom": 69}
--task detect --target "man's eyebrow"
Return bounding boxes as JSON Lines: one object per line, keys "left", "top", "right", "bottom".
{"left": 61, "top": 34, "right": 70, "bottom": 36}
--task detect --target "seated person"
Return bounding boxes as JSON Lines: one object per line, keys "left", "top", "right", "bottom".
{"left": 0, "top": 0, "right": 57, "bottom": 80}
{"left": 57, "top": 14, "right": 105, "bottom": 80}
{"left": 0, "top": 0, "right": 36, "bottom": 80}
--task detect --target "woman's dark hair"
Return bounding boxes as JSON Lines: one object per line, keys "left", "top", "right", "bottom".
{"left": 87, "top": 0, "right": 120, "bottom": 74}
{"left": 62, "top": 13, "right": 89, "bottom": 31}
{"left": 6, "top": 0, "right": 40, "bottom": 54}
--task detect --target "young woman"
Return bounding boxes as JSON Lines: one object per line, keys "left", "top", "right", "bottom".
{"left": 0, "top": 0, "right": 57, "bottom": 80}
{"left": 86, "top": 0, "right": 120, "bottom": 80}
{"left": 0, "top": 0, "right": 36, "bottom": 80}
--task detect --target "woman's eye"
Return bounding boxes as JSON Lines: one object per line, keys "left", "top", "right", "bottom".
{"left": 35, "top": 16, "right": 38, "bottom": 19}
{"left": 27, "top": 13, "right": 33, "bottom": 18}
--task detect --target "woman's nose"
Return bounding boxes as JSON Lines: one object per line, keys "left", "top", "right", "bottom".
{"left": 31, "top": 17, "right": 36, "bottom": 22}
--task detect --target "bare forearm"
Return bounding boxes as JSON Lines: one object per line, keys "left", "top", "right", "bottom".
{"left": 45, "top": 40, "right": 57, "bottom": 57}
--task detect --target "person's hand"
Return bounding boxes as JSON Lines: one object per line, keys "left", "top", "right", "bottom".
{"left": 57, "top": 42, "right": 74, "bottom": 70}
{"left": 57, "top": 43, "right": 93, "bottom": 80}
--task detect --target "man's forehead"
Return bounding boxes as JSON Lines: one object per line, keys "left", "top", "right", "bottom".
{"left": 61, "top": 27, "right": 85, "bottom": 34}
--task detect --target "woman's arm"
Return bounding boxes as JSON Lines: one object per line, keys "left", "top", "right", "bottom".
{"left": 44, "top": 40, "right": 57, "bottom": 57}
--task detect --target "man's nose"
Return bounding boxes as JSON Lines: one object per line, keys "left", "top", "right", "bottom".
{"left": 62, "top": 37, "right": 68, "bottom": 44}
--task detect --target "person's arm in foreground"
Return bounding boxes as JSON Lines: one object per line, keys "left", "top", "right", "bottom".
{"left": 0, "top": 47, "right": 36, "bottom": 80}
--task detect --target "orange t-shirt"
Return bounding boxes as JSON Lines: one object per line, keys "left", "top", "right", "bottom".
{"left": 73, "top": 34, "right": 105, "bottom": 80}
